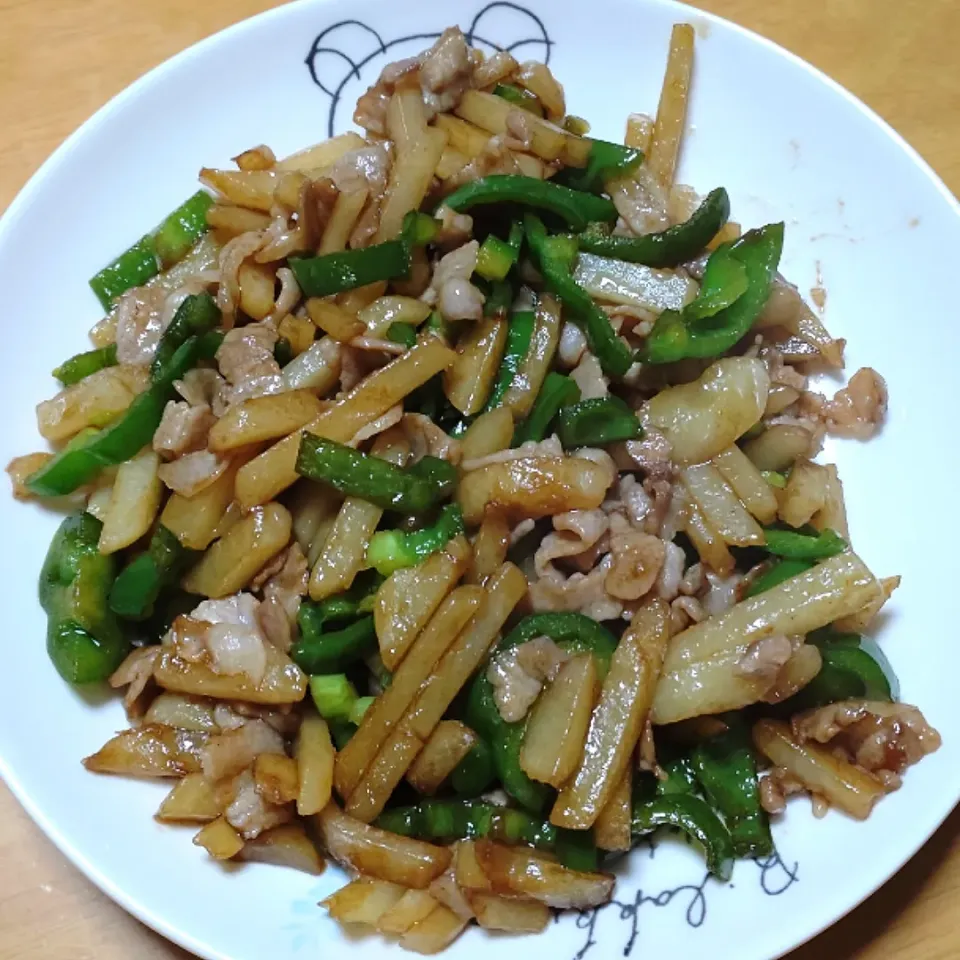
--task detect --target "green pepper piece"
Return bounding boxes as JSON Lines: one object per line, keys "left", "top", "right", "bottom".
{"left": 513, "top": 372, "right": 581, "bottom": 444}
{"left": 524, "top": 214, "right": 633, "bottom": 378}
{"left": 644, "top": 221, "right": 784, "bottom": 364}
{"left": 89, "top": 191, "right": 214, "bottom": 309}
{"left": 690, "top": 729, "right": 773, "bottom": 858}
{"left": 476, "top": 235, "right": 519, "bottom": 281}
{"left": 387, "top": 322, "right": 418, "bottom": 348}
{"left": 274, "top": 337, "right": 294, "bottom": 368}
{"left": 492, "top": 83, "right": 544, "bottom": 115}
{"left": 761, "top": 470, "right": 787, "bottom": 488}
{"left": 309, "top": 673, "right": 361, "bottom": 720}
{"left": 631, "top": 795, "right": 735, "bottom": 880}
{"left": 296, "top": 435, "right": 457, "bottom": 512}
{"left": 450, "top": 737, "right": 497, "bottom": 795}
{"left": 684, "top": 244, "right": 749, "bottom": 321}
{"left": 466, "top": 613, "right": 619, "bottom": 811}
{"left": 401, "top": 210, "right": 441, "bottom": 247}
{"left": 329, "top": 717, "right": 358, "bottom": 750}
{"left": 350, "top": 696, "right": 375, "bottom": 725}
{"left": 53, "top": 344, "right": 119, "bottom": 386}
{"left": 39, "top": 512, "right": 129, "bottom": 684}
{"left": 109, "top": 525, "right": 193, "bottom": 619}
{"left": 298, "top": 570, "right": 383, "bottom": 633}
{"left": 556, "top": 395, "right": 643, "bottom": 448}
{"left": 745, "top": 557, "right": 816, "bottom": 598}
{"left": 481, "top": 278, "right": 514, "bottom": 318}
{"left": 26, "top": 335, "right": 210, "bottom": 497}
{"left": 562, "top": 140, "right": 644, "bottom": 194}
{"left": 555, "top": 828, "right": 600, "bottom": 872}
{"left": 291, "top": 615, "right": 377, "bottom": 674}
{"left": 579, "top": 188, "right": 729, "bottom": 267}
{"left": 485, "top": 310, "right": 536, "bottom": 410}
{"left": 366, "top": 504, "right": 465, "bottom": 577}
{"left": 763, "top": 526, "right": 847, "bottom": 560}
{"left": 153, "top": 190, "right": 215, "bottom": 268}
{"left": 445, "top": 175, "right": 617, "bottom": 232}
{"left": 656, "top": 758, "right": 699, "bottom": 796}
{"left": 151, "top": 292, "right": 221, "bottom": 382}
{"left": 289, "top": 239, "right": 411, "bottom": 298}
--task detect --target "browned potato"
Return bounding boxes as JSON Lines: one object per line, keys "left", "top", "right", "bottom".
{"left": 779, "top": 458, "right": 828, "bottom": 528}
{"left": 375, "top": 536, "right": 471, "bottom": 670}
{"left": 154, "top": 645, "right": 307, "bottom": 706}
{"left": 469, "top": 893, "right": 550, "bottom": 933}
{"left": 143, "top": 693, "right": 219, "bottom": 732}
{"left": 377, "top": 889, "right": 439, "bottom": 935}
{"left": 406, "top": 721, "right": 478, "bottom": 795}
{"left": 315, "top": 805, "right": 452, "bottom": 888}
{"left": 453, "top": 840, "right": 492, "bottom": 892}
{"left": 295, "top": 712, "right": 334, "bottom": 816}
{"left": 712, "top": 445, "right": 779, "bottom": 524}
{"left": 460, "top": 408, "right": 514, "bottom": 463}
{"left": 235, "top": 337, "right": 455, "bottom": 509}
{"left": 346, "top": 724, "right": 425, "bottom": 823}
{"left": 458, "top": 456, "right": 610, "bottom": 525}
{"left": 685, "top": 505, "right": 735, "bottom": 576}
{"left": 182, "top": 502, "right": 292, "bottom": 598}
{"left": 520, "top": 654, "right": 597, "bottom": 787}
{"left": 335, "top": 584, "right": 484, "bottom": 799}
{"left": 551, "top": 600, "right": 669, "bottom": 829}
{"left": 208, "top": 391, "right": 323, "bottom": 452}
{"left": 156, "top": 773, "right": 222, "bottom": 823}
{"left": 253, "top": 753, "right": 300, "bottom": 805}
{"left": 199, "top": 168, "right": 278, "bottom": 210}
{"left": 322, "top": 878, "right": 406, "bottom": 926}
{"left": 238, "top": 260, "right": 278, "bottom": 321}
{"left": 443, "top": 315, "right": 507, "bottom": 415}
{"left": 753, "top": 719, "right": 884, "bottom": 819}
{"left": 193, "top": 816, "right": 244, "bottom": 859}
{"left": 474, "top": 841, "right": 614, "bottom": 909}
{"left": 306, "top": 298, "right": 365, "bottom": 342}
{"left": 236, "top": 823, "right": 325, "bottom": 875}
{"left": 206, "top": 204, "right": 272, "bottom": 237}
{"left": 594, "top": 767, "right": 632, "bottom": 852}
{"left": 405, "top": 564, "right": 527, "bottom": 740}
{"left": 465, "top": 515, "right": 510, "bottom": 586}
{"left": 647, "top": 23, "right": 695, "bottom": 187}
{"left": 83, "top": 724, "right": 207, "bottom": 778}
{"left": 400, "top": 905, "right": 469, "bottom": 955}
{"left": 681, "top": 463, "right": 765, "bottom": 547}
{"left": 277, "top": 132, "right": 365, "bottom": 171}
{"left": 99, "top": 449, "right": 163, "bottom": 554}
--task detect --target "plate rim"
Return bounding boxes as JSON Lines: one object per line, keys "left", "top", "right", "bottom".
{"left": 0, "top": 2, "right": 957, "bottom": 959}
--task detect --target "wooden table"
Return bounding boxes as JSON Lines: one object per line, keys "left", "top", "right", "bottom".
{"left": 1, "top": 0, "right": 958, "bottom": 956}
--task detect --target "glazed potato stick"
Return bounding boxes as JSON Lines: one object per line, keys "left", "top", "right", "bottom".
{"left": 235, "top": 336, "right": 454, "bottom": 509}
{"left": 335, "top": 585, "right": 485, "bottom": 799}
{"left": 208, "top": 390, "right": 323, "bottom": 452}
{"left": 594, "top": 767, "right": 632, "bottom": 852}
{"left": 346, "top": 723, "right": 425, "bottom": 822}
{"left": 295, "top": 713, "right": 335, "bottom": 816}
{"left": 681, "top": 463, "right": 765, "bottom": 547}
{"left": 647, "top": 23, "right": 695, "bottom": 187}
{"left": 712, "top": 445, "right": 779, "bottom": 524}
{"left": 405, "top": 563, "right": 527, "bottom": 741}
{"left": 375, "top": 536, "right": 471, "bottom": 670}
{"left": 551, "top": 599, "right": 669, "bottom": 829}
{"left": 406, "top": 721, "right": 478, "bottom": 795}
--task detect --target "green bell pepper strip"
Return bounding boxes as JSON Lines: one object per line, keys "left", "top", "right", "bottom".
{"left": 291, "top": 614, "right": 377, "bottom": 675}
{"left": 466, "top": 613, "right": 618, "bottom": 812}
{"left": 39, "top": 512, "right": 129, "bottom": 684}
{"left": 643, "top": 221, "right": 784, "bottom": 365}
{"left": 289, "top": 240, "right": 410, "bottom": 298}
{"left": 562, "top": 139, "right": 644, "bottom": 195}
{"left": 274, "top": 337, "right": 294, "bottom": 368}
{"left": 299, "top": 569, "right": 383, "bottom": 632}
{"left": 366, "top": 504, "right": 465, "bottom": 577}
{"left": 745, "top": 557, "right": 815, "bottom": 598}
{"left": 476, "top": 235, "right": 519, "bottom": 282}
{"left": 690, "top": 729, "right": 773, "bottom": 858}
{"left": 631, "top": 795, "right": 735, "bottom": 880}
{"left": 53, "top": 344, "right": 118, "bottom": 386}
{"left": 763, "top": 526, "right": 847, "bottom": 560}
{"left": 783, "top": 631, "right": 897, "bottom": 711}
{"left": 525, "top": 215, "right": 632, "bottom": 378}
{"left": 26, "top": 335, "right": 211, "bottom": 497}
{"left": 578, "top": 187, "right": 729, "bottom": 267}
{"left": 761, "top": 470, "right": 787, "bottom": 488}
{"left": 376, "top": 800, "right": 598, "bottom": 870}
{"left": 386, "top": 322, "right": 418, "bottom": 348}
{"left": 492, "top": 83, "right": 543, "bottom": 115}
{"left": 482, "top": 278, "right": 514, "bottom": 318}
{"left": 656, "top": 758, "right": 699, "bottom": 797}
{"left": 151, "top": 292, "right": 221, "bottom": 382}
{"left": 450, "top": 737, "right": 497, "bottom": 796}
{"left": 556, "top": 395, "right": 643, "bottom": 448}
{"left": 89, "top": 191, "right": 214, "bottom": 309}
{"left": 296, "top": 435, "right": 457, "bottom": 512}
{"left": 513, "top": 372, "right": 581, "bottom": 445}
{"left": 309, "top": 673, "right": 362, "bottom": 721}
{"left": 683, "top": 244, "right": 749, "bottom": 321}
{"left": 401, "top": 210, "right": 440, "bottom": 248}
{"left": 329, "top": 717, "right": 358, "bottom": 749}
{"left": 108, "top": 525, "right": 194, "bottom": 619}
{"left": 485, "top": 310, "right": 536, "bottom": 410}
{"left": 445, "top": 176, "right": 618, "bottom": 232}
{"left": 350, "top": 696, "right": 375, "bottom": 725}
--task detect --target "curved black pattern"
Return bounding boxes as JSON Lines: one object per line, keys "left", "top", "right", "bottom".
{"left": 304, "top": 2, "right": 553, "bottom": 137}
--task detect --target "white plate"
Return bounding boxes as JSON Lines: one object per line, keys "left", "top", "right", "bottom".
{"left": 0, "top": 1, "right": 957, "bottom": 958}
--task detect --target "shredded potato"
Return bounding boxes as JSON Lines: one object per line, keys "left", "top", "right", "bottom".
{"left": 648, "top": 24, "right": 695, "bottom": 187}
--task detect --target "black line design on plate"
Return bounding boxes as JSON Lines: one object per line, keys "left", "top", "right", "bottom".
{"left": 305, "top": 2, "right": 553, "bottom": 137}
{"left": 566, "top": 848, "right": 799, "bottom": 960}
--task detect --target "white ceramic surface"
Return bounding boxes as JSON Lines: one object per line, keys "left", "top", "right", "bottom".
{"left": 0, "top": 2, "right": 958, "bottom": 959}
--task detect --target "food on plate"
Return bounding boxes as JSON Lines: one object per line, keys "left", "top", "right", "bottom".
{"left": 8, "top": 21, "right": 938, "bottom": 953}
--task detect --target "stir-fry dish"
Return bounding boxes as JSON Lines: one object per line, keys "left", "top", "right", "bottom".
{"left": 8, "top": 22, "right": 941, "bottom": 953}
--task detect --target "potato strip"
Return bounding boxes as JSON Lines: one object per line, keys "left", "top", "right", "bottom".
{"left": 647, "top": 23, "right": 695, "bottom": 187}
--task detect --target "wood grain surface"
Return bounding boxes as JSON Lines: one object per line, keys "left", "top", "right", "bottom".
{"left": 1, "top": 1, "right": 958, "bottom": 957}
